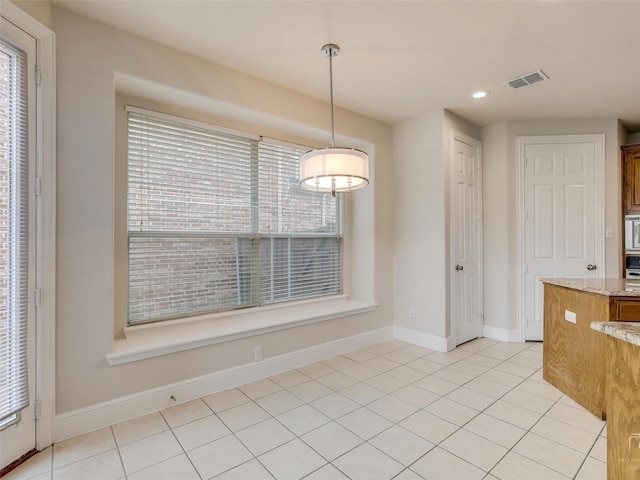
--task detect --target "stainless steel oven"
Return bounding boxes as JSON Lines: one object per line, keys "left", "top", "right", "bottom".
{"left": 626, "top": 215, "right": 640, "bottom": 253}
{"left": 626, "top": 255, "right": 640, "bottom": 278}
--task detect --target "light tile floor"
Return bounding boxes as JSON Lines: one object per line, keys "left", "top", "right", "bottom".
{"left": 5, "top": 338, "right": 607, "bottom": 480}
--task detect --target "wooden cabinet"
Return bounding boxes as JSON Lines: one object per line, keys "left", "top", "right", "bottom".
{"left": 543, "top": 282, "right": 640, "bottom": 420}
{"left": 623, "top": 143, "right": 640, "bottom": 214}
{"left": 543, "top": 284, "right": 607, "bottom": 419}
{"left": 606, "top": 335, "right": 640, "bottom": 479}
{"left": 613, "top": 298, "right": 640, "bottom": 321}
{"left": 622, "top": 143, "right": 640, "bottom": 278}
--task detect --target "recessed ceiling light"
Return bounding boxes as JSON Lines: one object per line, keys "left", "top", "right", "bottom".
{"left": 472, "top": 90, "right": 490, "bottom": 99}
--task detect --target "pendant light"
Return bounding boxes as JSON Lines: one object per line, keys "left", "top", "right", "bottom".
{"left": 299, "top": 44, "right": 369, "bottom": 196}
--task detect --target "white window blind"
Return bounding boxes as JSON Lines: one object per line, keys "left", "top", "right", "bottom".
{"left": 257, "top": 141, "right": 342, "bottom": 303}
{"left": 0, "top": 39, "right": 29, "bottom": 425}
{"left": 127, "top": 108, "right": 342, "bottom": 324}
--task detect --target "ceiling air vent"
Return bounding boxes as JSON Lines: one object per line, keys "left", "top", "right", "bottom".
{"left": 506, "top": 69, "right": 549, "bottom": 90}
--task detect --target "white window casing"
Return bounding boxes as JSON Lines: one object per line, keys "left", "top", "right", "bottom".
{"left": 126, "top": 107, "right": 344, "bottom": 325}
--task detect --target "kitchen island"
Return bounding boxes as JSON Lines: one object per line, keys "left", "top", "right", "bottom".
{"left": 542, "top": 278, "right": 640, "bottom": 420}
{"left": 591, "top": 321, "right": 640, "bottom": 479}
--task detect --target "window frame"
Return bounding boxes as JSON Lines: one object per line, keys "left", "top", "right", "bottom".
{"left": 0, "top": 1, "right": 56, "bottom": 451}
{"left": 122, "top": 105, "right": 345, "bottom": 326}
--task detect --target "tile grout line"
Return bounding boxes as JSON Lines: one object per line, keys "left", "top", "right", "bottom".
{"left": 483, "top": 356, "right": 605, "bottom": 479}
{"left": 390, "top": 342, "right": 570, "bottom": 478}
{"left": 261, "top": 344, "right": 431, "bottom": 480}
{"left": 175, "top": 341, "right": 564, "bottom": 479}
{"left": 110, "top": 426, "right": 129, "bottom": 480}
{"left": 484, "top": 372, "right": 566, "bottom": 479}
{"left": 571, "top": 430, "right": 607, "bottom": 480}
{"left": 160, "top": 407, "right": 205, "bottom": 480}
{"left": 12, "top": 339, "right": 605, "bottom": 480}
{"left": 310, "top": 342, "right": 511, "bottom": 478}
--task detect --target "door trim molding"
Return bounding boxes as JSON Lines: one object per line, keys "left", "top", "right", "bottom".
{"left": 449, "top": 129, "right": 483, "bottom": 346}
{"left": 1, "top": 2, "right": 57, "bottom": 450}
{"left": 516, "top": 134, "right": 605, "bottom": 342}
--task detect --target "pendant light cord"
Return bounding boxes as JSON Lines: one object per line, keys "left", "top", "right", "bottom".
{"left": 329, "top": 51, "right": 335, "bottom": 148}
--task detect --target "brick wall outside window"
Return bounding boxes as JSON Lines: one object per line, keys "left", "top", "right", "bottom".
{"left": 127, "top": 109, "right": 342, "bottom": 324}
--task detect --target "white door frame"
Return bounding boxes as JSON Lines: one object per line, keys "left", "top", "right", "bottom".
{"left": 516, "top": 134, "right": 605, "bottom": 342}
{"left": 450, "top": 129, "right": 483, "bottom": 345}
{"left": 1, "top": 2, "right": 56, "bottom": 451}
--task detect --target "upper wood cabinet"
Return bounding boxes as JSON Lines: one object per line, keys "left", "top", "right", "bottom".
{"left": 622, "top": 143, "right": 640, "bottom": 213}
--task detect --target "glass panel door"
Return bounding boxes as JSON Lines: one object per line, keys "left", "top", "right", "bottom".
{"left": 0, "top": 16, "right": 37, "bottom": 470}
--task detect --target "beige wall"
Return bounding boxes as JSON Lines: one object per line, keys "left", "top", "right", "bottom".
{"left": 13, "top": 0, "right": 51, "bottom": 26}
{"left": 482, "top": 118, "right": 624, "bottom": 333}
{"left": 392, "top": 109, "right": 480, "bottom": 344}
{"left": 51, "top": 6, "right": 393, "bottom": 414}
{"left": 393, "top": 110, "right": 444, "bottom": 337}
{"left": 395, "top": 114, "right": 623, "bottom": 339}
{"left": 13, "top": 0, "right": 631, "bottom": 418}
{"left": 480, "top": 122, "right": 511, "bottom": 333}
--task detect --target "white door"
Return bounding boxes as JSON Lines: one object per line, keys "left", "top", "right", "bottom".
{"left": 451, "top": 132, "right": 483, "bottom": 346}
{"left": 520, "top": 136, "right": 604, "bottom": 341}
{"left": 0, "top": 17, "right": 37, "bottom": 469}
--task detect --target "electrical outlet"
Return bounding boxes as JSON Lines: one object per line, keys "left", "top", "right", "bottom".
{"left": 409, "top": 307, "right": 416, "bottom": 318}
{"left": 564, "top": 310, "right": 577, "bottom": 324}
{"left": 254, "top": 346, "right": 263, "bottom": 362}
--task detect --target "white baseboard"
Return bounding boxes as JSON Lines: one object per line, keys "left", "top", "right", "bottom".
{"left": 482, "top": 325, "right": 520, "bottom": 342}
{"left": 53, "top": 326, "right": 393, "bottom": 442}
{"left": 393, "top": 326, "right": 453, "bottom": 352}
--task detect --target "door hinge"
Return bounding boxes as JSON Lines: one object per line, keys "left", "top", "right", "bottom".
{"left": 35, "top": 66, "right": 41, "bottom": 85}
{"left": 34, "top": 399, "right": 41, "bottom": 420}
{"left": 35, "top": 177, "right": 41, "bottom": 196}
{"left": 34, "top": 288, "right": 41, "bottom": 308}
{"left": 479, "top": 315, "right": 484, "bottom": 325}
{"left": 524, "top": 264, "right": 528, "bottom": 273}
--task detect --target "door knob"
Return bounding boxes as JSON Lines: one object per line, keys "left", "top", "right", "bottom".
{"left": 587, "top": 264, "right": 597, "bottom": 271}
{"left": 456, "top": 265, "right": 464, "bottom": 271}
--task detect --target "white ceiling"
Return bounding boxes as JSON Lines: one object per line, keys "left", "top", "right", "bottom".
{"left": 53, "top": 0, "right": 640, "bottom": 131}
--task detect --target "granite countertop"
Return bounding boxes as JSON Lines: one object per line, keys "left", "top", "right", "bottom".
{"left": 591, "top": 321, "right": 640, "bottom": 347}
{"left": 541, "top": 278, "right": 640, "bottom": 297}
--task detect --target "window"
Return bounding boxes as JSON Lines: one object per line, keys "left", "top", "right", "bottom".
{"left": 0, "top": 38, "right": 29, "bottom": 429}
{"left": 126, "top": 107, "right": 343, "bottom": 325}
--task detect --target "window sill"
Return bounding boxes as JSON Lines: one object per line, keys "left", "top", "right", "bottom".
{"left": 106, "top": 296, "right": 377, "bottom": 366}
